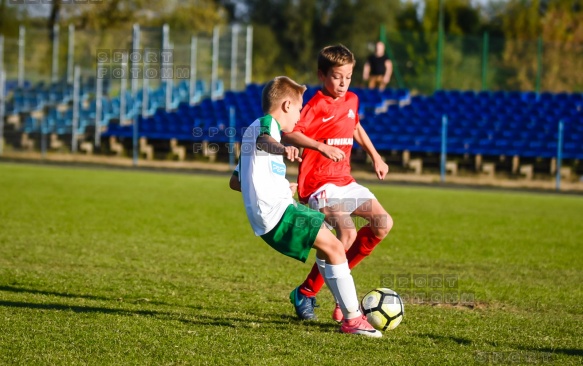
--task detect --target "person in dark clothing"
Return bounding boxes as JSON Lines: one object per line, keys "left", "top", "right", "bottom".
{"left": 362, "top": 41, "right": 393, "bottom": 91}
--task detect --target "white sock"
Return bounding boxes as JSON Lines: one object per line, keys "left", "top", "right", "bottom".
{"left": 316, "top": 257, "right": 338, "bottom": 303}
{"left": 325, "top": 261, "right": 361, "bottom": 320}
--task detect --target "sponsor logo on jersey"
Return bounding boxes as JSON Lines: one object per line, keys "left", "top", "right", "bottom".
{"left": 326, "top": 138, "right": 353, "bottom": 146}
{"left": 271, "top": 161, "right": 286, "bottom": 176}
{"left": 322, "top": 116, "right": 335, "bottom": 122}
{"left": 348, "top": 109, "right": 356, "bottom": 119}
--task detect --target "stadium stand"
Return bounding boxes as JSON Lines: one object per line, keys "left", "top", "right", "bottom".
{"left": 3, "top": 78, "right": 582, "bottom": 178}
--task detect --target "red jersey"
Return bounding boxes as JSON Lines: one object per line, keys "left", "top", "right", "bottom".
{"left": 293, "top": 90, "right": 360, "bottom": 203}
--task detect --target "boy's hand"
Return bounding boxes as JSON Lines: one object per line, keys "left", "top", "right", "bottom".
{"left": 284, "top": 146, "right": 302, "bottom": 162}
{"left": 318, "top": 144, "right": 345, "bottom": 162}
{"left": 289, "top": 183, "right": 298, "bottom": 197}
{"left": 373, "top": 156, "right": 389, "bottom": 180}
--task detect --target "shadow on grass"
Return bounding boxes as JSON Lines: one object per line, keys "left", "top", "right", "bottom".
{"left": 417, "top": 333, "right": 583, "bottom": 358}
{"left": 417, "top": 332, "right": 583, "bottom": 359}
{"left": 0, "top": 300, "right": 339, "bottom": 332}
{"left": 415, "top": 332, "right": 473, "bottom": 345}
{"left": 514, "top": 345, "right": 583, "bottom": 357}
{"left": 0, "top": 285, "right": 197, "bottom": 309}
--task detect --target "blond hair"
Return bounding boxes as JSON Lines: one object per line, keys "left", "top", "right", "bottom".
{"left": 261, "top": 76, "right": 307, "bottom": 114}
{"left": 317, "top": 44, "right": 356, "bottom": 75}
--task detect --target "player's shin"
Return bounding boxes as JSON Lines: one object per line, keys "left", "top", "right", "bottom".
{"left": 316, "top": 257, "right": 338, "bottom": 302}
{"left": 324, "top": 261, "right": 361, "bottom": 319}
{"left": 346, "top": 225, "right": 382, "bottom": 269}
{"left": 299, "top": 262, "right": 326, "bottom": 297}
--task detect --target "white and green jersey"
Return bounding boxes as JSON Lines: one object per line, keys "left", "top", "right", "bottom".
{"left": 234, "top": 115, "right": 294, "bottom": 236}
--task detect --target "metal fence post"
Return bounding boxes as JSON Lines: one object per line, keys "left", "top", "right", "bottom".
{"left": 536, "top": 36, "right": 543, "bottom": 93}
{"left": 231, "top": 24, "right": 240, "bottom": 91}
{"left": 440, "top": 115, "right": 448, "bottom": 183}
{"left": 211, "top": 25, "right": 219, "bottom": 100}
{"left": 435, "top": 0, "right": 444, "bottom": 91}
{"left": 481, "top": 32, "right": 489, "bottom": 91}
{"left": 229, "top": 106, "right": 236, "bottom": 169}
{"left": 163, "top": 24, "right": 172, "bottom": 111}
{"left": 120, "top": 52, "right": 128, "bottom": 123}
{"left": 189, "top": 36, "right": 198, "bottom": 105}
{"left": 142, "top": 57, "right": 149, "bottom": 117}
{"left": 131, "top": 24, "right": 140, "bottom": 100}
{"left": 18, "top": 26, "right": 25, "bottom": 88}
{"left": 133, "top": 106, "right": 139, "bottom": 167}
{"left": 67, "top": 24, "right": 75, "bottom": 84}
{"left": 71, "top": 66, "right": 80, "bottom": 153}
{"left": 95, "top": 62, "right": 103, "bottom": 148}
{"left": 41, "top": 116, "right": 47, "bottom": 158}
{"left": 52, "top": 24, "right": 59, "bottom": 83}
{"left": 556, "top": 120, "right": 564, "bottom": 191}
{"left": 245, "top": 26, "right": 253, "bottom": 85}
{"left": 0, "top": 35, "right": 3, "bottom": 73}
{"left": 0, "top": 70, "right": 5, "bottom": 156}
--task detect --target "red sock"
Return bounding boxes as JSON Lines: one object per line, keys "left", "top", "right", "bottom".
{"left": 346, "top": 225, "right": 382, "bottom": 269}
{"left": 299, "top": 262, "right": 324, "bottom": 297}
{"left": 299, "top": 226, "right": 383, "bottom": 297}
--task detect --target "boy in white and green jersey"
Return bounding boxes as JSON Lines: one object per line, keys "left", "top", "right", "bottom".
{"left": 229, "top": 76, "right": 381, "bottom": 337}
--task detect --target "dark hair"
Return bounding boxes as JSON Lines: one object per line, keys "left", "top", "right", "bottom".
{"left": 317, "top": 44, "right": 356, "bottom": 75}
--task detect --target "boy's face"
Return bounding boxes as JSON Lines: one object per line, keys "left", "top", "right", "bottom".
{"left": 318, "top": 63, "right": 354, "bottom": 99}
{"left": 280, "top": 96, "right": 303, "bottom": 133}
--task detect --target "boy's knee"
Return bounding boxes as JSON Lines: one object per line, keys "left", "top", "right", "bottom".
{"left": 326, "top": 240, "right": 347, "bottom": 263}
{"left": 341, "top": 230, "right": 357, "bottom": 249}
{"left": 372, "top": 213, "right": 393, "bottom": 239}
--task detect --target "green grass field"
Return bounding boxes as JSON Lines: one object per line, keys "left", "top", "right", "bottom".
{"left": 0, "top": 163, "right": 582, "bottom": 365}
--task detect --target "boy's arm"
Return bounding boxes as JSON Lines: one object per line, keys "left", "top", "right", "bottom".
{"left": 257, "top": 134, "right": 302, "bottom": 162}
{"left": 229, "top": 172, "right": 241, "bottom": 192}
{"left": 281, "top": 132, "right": 344, "bottom": 161}
{"left": 229, "top": 161, "right": 242, "bottom": 192}
{"left": 353, "top": 123, "right": 389, "bottom": 180}
{"left": 363, "top": 61, "right": 371, "bottom": 81}
{"left": 383, "top": 59, "right": 393, "bottom": 84}
{"left": 281, "top": 103, "right": 346, "bottom": 162}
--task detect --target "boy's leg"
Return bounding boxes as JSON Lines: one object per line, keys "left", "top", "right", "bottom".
{"left": 297, "top": 209, "right": 355, "bottom": 298}
{"left": 297, "top": 199, "right": 392, "bottom": 298}
{"left": 312, "top": 226, "right": 381, "bottom": 337}
{"left": 346, "top": 199, "right": 392, "bottom": 268}
{"left": 312, "top": 228, "right": 359, "bottom": 318}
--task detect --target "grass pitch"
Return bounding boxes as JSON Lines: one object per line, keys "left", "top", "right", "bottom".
{"left": 0, "top": 163, "right": 582, "bottom": 365}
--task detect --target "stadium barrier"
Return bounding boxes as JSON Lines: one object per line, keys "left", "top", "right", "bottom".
{"left": 1, "top": 25, "right": 582, "bottom": 189}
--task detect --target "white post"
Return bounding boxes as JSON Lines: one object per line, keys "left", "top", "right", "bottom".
{"left": 211, "top": 25, "right": 219, "bottom": 100}
{"left": 120, "top": 52, "right": 128, "bottom": 123}
{"left": 67, "top": 24, "right": 75, "bottom": 84}
{"left": 131, "top": 24, "right": 140, "bottom": 99}
{"left": 163, "top": 24, "right": 172, "bottom": 111}
{"left": 0, "top": 70, "right": 5, "bottom": 156}
{"left": 18, "top": 25, "right": 25, "bottom": 88}
{"left": 556, "top": 120, "right": 564, "bottom": 191}
{"left": 230, "top": 24, "right": 240, "bottom": 90}
{"left": 95, "top": 61, "right": 103, "bottom": 147}
{"left": 71, "top": 66, "right": 80, "bottom": 153}
{"left": 245, "top": 25, "right": 253, "bottom": 85}
{"left": 0, "top": 35, "right": 4, "bottom": 73}
{"left": 142, "top": 56, "right": 149, "bottom": 117}
{"left": 52, "top": 24, "right": 59, "bottom": 83}
{"left": 189, "top": 36, "right": 197, "bottom": 105}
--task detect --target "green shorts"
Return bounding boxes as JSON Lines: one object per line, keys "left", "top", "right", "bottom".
{"left": 260, "top": 203, "right": 325, "bottom": 263}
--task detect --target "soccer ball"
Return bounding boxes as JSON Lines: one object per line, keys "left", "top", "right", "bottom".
{"left": 361, "top": 288, "right": 404, "bottom": 331}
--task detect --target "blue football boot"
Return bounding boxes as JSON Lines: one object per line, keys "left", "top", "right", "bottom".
{"left": 289, "top": 286, "right": 318, "bottom": 320}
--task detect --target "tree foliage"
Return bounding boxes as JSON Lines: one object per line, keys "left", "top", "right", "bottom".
{"left": 1, "top": 0, "right": 582, "bottom": 92}
{"left": 500, "top": 0, "right": 583, "bottom": 91}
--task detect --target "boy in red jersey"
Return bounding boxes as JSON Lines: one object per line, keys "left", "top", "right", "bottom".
{"left": 282, "top": 44, "right": 393, "bottom": 321}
